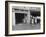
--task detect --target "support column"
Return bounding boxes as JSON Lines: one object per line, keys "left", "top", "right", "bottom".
{"left": 27, "top": 10, "right": 30, "bottom": 24}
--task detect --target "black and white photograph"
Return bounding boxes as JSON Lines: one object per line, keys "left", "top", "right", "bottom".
{"left": 5, "top": 1, "right": 45, "bottom": 36}
{"left": 12, "top": 6, "right": 41, "bottom": 30}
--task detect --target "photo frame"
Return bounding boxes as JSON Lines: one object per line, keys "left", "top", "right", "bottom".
{"left": 5, "top": 1, "right": 45, "bottom": 36}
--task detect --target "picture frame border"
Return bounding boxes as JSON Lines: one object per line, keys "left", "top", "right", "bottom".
{"left": 5, "top": 1, "right": 45, "bottom": 36}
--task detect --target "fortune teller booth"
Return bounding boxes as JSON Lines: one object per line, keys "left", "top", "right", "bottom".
{"left": 12, "top": 7, "right": 40, "bottom": 26}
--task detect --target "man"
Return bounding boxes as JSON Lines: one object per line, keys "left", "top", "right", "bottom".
{"left": 23, "top": 16, "right": 27, "bottom": 24}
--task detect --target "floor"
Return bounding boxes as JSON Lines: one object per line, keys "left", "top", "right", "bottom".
{"left": 12, "top": 23, "right": 40, "bottom": 30}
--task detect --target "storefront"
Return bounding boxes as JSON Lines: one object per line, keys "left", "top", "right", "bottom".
{"left": 12, "top": 7, "right": 40, "bottom": 26}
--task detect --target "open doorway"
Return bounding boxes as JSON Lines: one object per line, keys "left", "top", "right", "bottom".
{"left": 15, "top": 13, "right": 27, "bottom": 24}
